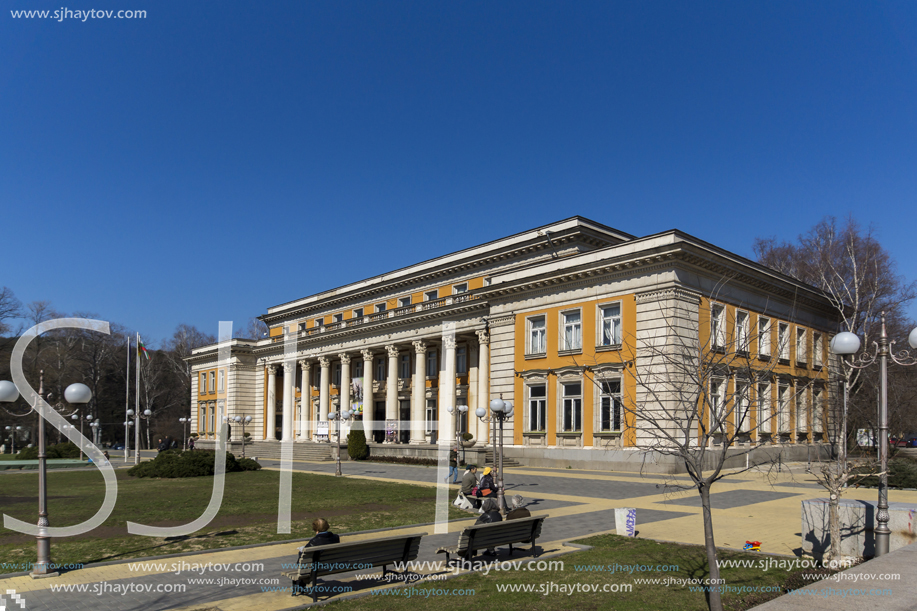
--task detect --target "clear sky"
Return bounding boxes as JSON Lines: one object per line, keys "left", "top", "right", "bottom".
{"left": 2, "top": 1, "right": 916, "bottom": 345}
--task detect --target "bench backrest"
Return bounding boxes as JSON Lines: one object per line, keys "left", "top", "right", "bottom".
{"left": 294, "top": 533, "right": 426, "bottom": 577}
{"left": 455, "top": 516, "right": 544, "bottom": 552}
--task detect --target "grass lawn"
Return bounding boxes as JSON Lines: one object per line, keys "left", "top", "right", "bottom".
{"left": 0, "top": 454, "right": 20, "bottom": 461}
{"left": 317, "top": 535, "right": 835, "bottom": 611}
{"left": 0, "top": 468, "right": 466, "bottom": 573}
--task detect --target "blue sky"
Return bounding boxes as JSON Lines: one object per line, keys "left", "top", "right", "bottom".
{"left": 2, "top": 1, "right": 916, "bottom": 344}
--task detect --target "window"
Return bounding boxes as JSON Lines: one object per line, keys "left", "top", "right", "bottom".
{"left": 456, "top": 346, "right": 467, "bottom": 374}
{"left": 796, "top": 387, "right": 808, "bottom": 433}
{"left": 200, "top": 373, "right": 206, "bottom": 395}
{"left": 399, "top": 354, "right": 411, "bottom": 379}
{"left": 777, "top": 383, "right": 790, "bottom": 433}
{"left": 561, "top": 310, "right": 582, "bottom": 351}
{"left": 562, "top": 383, "right": 582, "bottom": 432}
{"left": 209, "top": 402, "right": 215, "bottom": 434}
{"left": 375, "top": 303, "right": 386, "bottom": 313}
{"left": 375, "top": 357, "right": 386, "bottom": 381}
{"left": 425, "top": 399, "right": 437, "bottom": 433}
{"left": 314, "top": 318, "right": 322, "bottom": 328}
{"left": 209, "top": 371, "right": 215, "bottom": 393}
{"left": 398, "top": 296, "right": 412, "bottom": 308}
{"left": 332, "top": 363, "right": 341, "bottom": 387}
{"left": 527, "top": 385, "right": 547, "bottom": 432}
{"left": 735, "top": 311, "right": 750, "bottom": 352}
{"left": 709, "top": 378, "right": 726, "bottom": 433}
{"left": 599, "top": 303, "right": 622, "bottom": 347}
{"left": 812, "top": 387, "right": 824, "bottom": 433}
{"left": 599, "top": 380, "right": 622, "bottom": 432}
{"left": 452, "top": 283, "right": 468, "bottom": 294}
{"left": 813, "top": 333, "right": 823, "bottom": 367}
{"left": 426, "top": 349, "right": 438, "bottom": 377}
{"left": 218, "top": 370, "right": 225, "bottom": 392}
{"left": 796, "top": 328, "right": 807, "bottom": 363}
{"left": 778, "top": 322, "right": 790, "bottom": 361}
{"left": 757, "top": 382, "right": 771, "bottom": 434}
{"left": 424, "top": 290, "right": 439, "bottom": 301}
{"left": 528, "top": 316, "right": 546, "bottom": 355}
{"left": 758, "top": 316, "right": 771, "bottom": 357}
{"left": 332, "top": 313, "right": 343, "bottom": 323}
{"left": 735, "top": 380, "right": 751, "bottom": 433}
{"left": 298, "top": 322, "right": 307, "bottom": 332}
{"left": 711, "top": 304, "right": 726, "bottom": 349}
{"left": 353, "top": 361, "right": 363, "bottom": 379}
{"left": 353, "top": 308, "right": 363, "bottom": 319}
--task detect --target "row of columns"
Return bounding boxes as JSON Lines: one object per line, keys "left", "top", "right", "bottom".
{"left": 261, "top": 330, "right": 490, "bottom": 444}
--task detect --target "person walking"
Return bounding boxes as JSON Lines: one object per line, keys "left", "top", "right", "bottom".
{"left": 157, "top": 438, "right": 167, "bottom": 453}
{"left": 446, "top": 445, "right": 460, "bottom": 484}
{"left": 188, "top": 437, "right": 195, "bottom": 451}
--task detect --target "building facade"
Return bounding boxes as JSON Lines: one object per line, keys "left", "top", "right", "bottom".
{"left": 187, "top": 217, "right": 839, "bottom": 467}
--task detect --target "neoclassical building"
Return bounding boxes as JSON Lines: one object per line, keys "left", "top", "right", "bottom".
{"left": 187, "top": 217, "right": 838, "bottom": 468}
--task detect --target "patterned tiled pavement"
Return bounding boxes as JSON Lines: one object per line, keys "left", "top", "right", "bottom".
{"left": 2, "top": 458, "right": 916, "bottom": 611}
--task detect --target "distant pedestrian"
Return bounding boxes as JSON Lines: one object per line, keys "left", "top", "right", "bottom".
{"left": 446, "top": 445, "right": 459, "bottom": 483}
{"left": 170, "top": 439, "right": 178, "bottom": 449}
{"left": 506, "top": 495, "right": 531, "bottom": 520}
{"left": 188, "top": 437, "right": 195, "bottom": 451}
{"left": 157, "top": 438, "right": 167, "bottom": 453}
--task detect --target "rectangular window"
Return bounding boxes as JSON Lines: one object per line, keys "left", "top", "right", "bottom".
{"left": 456, "top": 346, "right": 467, "bottom": 374}
{"left": 757, "top": 382, "right": 771, "bottom": 434}
{"left": 314, "top": 318, "right": 322, "bottom": 328}
{"left": 332, "top": 313, "right": 343, "bottom": 323}
{"left": 298, "top": 322, "right": 307, "bottom": 332}
{"left": 777, "top": 383, "right": 790, "bottom": 433}
{"left": 599, "top": 303, "right": 622, "bottom": 346}
{"left": 562, "top": 382, "right": 582, "bottom": 432}
{"left": 527, "top": 385, "right": 546, "bottom": 432}
{"left": 424, "top": 290, "right": 439, "bottom": 301}
{"left": 200, "top": 373, "right": 206, "bottom": 395}
{"left": 375, "top": 357, "right": 386, "bottom": 381}
{"left": 796, "top": 387, "right": 809, "bottom": 433}
{"left": 813, "top": 333, "right": 823, "bottom": 367}
{"left": 209, "top": 371, "right": 215, "bottom": 393}
{"left": 399, "top": 354, "right": 410, "bottom": 379}
{"left": 398, "top": 296, "right": 412, "bottom": 308}
{"left": 709, "top": 378, "right": 725, "bottom": 432}
{"left": 599, "top": 380, "right": 622, "bottom": 432}
{"left": 452, "top": 283, "right": 468, "bottom": 294}
{"left": 375, "top": 303, "right": 386, "bottom": 313}
{"left": 735, "top": 311, "right": 750, "bottom": 352}
{"left": 425, "top": 399, "right": 437, "bottom": 433}
{"left": 209, "top": 403, "right": 215, "bottom": 435}
{"left": 353, "top": 361, "right": 363, "bottom": 378}
{"left": 711, "top": 304, "right": 726, "bottom": 349}
{"left": 796, "top": 327, "right": 807, "bottom": 363}
{"left": 218, "top": 370, "right": 225, "bottom": 392}
{"left": 426, "top": 349, "right": 438, "bottom": 377}
{"left": 735, "top": 380, "right": 751, "bottom": 433}
{"left": 561, "top": 311, "right": 582, "bottom": 351}
{"left": 353, "top": 308, "right": 363, "bottom": 319}
{"left": 778, "top": 322, "right": 790, "bottom": 361}
{"left": 528, "top": 316, "right": 546, "bottom": 355}
{"left": 758, "top": 316, "right": 771, "bottom": 357}
{"left": 333, "top": 363, "right": 341, "bottom": 387}
{"left": 812, "top": 387, "right": 824, "bottom": 433}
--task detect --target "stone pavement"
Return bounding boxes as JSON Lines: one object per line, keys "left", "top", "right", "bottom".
{"left": 2, "top": 459, "right": 916, "bottom": 610}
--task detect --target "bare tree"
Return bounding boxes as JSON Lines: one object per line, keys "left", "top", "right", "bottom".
{"left": 162, "top": 324, "right": 215, "bottom": 419}
{"left": 601, "top": 287, "right": 821, "bottom": 611}
{"left": 234, "top": 317, "right": 268, "bottom": 340}
{"left": 0, "top": 286, "right": 22, "bottom": 338}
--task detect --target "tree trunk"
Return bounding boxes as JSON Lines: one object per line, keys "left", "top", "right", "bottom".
{"left": 828, "top": 464, "right": 842, "bottom": 561}
{"left": 700, "top": 484, "right": 724, "bottom": 611}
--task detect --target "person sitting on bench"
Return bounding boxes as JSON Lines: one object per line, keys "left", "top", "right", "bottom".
{"left": 506, "top": 495, "right": 531, "bottom": 520}
{"left": 475, "top": 498, "right": 502, "bottom": 556}
{"left": 300, "top": 518, "right": 340, "bottom": 550}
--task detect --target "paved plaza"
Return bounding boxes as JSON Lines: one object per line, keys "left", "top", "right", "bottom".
{"left": 1, "top": 458, "right": 915, "bottom": 610}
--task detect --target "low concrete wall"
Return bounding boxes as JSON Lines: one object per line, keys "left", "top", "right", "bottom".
{"left": 366, "top": 443, "right": 486, "bottom": 467}
{"left": 801, "top": 498, "right": 917, "bottom": 559}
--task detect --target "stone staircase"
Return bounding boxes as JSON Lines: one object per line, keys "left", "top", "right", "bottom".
{"left": 484, "top": 448, "right": 522, "bottom": 468}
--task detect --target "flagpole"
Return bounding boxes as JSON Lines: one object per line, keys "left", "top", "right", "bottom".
{"left": 134, "top": 332, "right": 141, "bottom": 465}
{"left": 124, "top": 335, "right": 130, "bottom": 462}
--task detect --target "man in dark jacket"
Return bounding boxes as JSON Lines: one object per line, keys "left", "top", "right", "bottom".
{"left": 303, "top": 518, "right": 340, "bottom": 548}
{"left": 157, "top": 438, "right": 167, "bottom": 453}
{"left": 476, "top": 467, "right": 497, "bottom": 498}
{"left": 461, "top": 465, "right": 480, "bottom": 509}
{"left": 506, "top": 495, "right": 531, "bottom": 520}
{"left": 446, "top": 446, "right": 459, "bottom": 483}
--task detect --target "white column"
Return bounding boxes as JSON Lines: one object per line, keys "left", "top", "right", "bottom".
{"left": 411, "top": 340, "right": 427, "bottom": 444}
{"left": 362, "top": 349, "right": 374, "bottom": 442}
{"left": 319, "top": 356, "right": 330, "bottom": 422}
{"left": 298, "top": 360, "right": 311, "bottom": 440}
{"left": 476, "top": 330, "right": 490, "bottom": 445}
{"left": 266, "top": 364, "right": 277, "bottom": 441}
{"left": 440, "top": 335, "right": 457, "bottom": 444}
{"left": 385, "top": 345, "right": 399, "bottom": 442}
{"left": 281, "top": 361, "right": 295, "bottom": 441}
{"left": 339, "top": 353, "right": 351, "bottom": 416}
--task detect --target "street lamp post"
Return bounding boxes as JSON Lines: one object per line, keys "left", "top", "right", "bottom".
{"left": 0, "top": 374, "right": 92, "bottom": 577}
{"left": 830, "top": 314, "right": 917, "bottom": 557}
{"left": 476, "top": 396, "right": 513, "bottom": 515}
{"left": 70, "top": 411, "right": 94, "bottom": 461}
{"left": 232, "top": 415, "right": 252, "bottom": 458}
{"left": 4, "top": 424, "right": 23, "bottom": 455}
{"left": 179, "top": 417, "right": 189, "bottom": 450}
{"left": 328, "top": 409, "right": 353, "bottom": 477}
{"left": 446, "top": 403, "right": 469, "bottom": 463}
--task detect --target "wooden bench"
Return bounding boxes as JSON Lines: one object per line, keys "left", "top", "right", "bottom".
{"left": 435, "top": 515, "right": 545, "bottom": 563}
{"left": 280, "top": 532, "right": 426, "bottom": 602}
